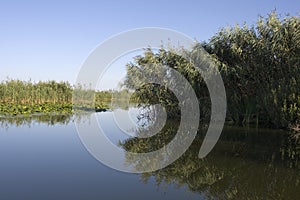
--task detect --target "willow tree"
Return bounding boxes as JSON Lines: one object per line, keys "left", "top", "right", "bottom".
{"left": 123, "top": 48, "right": 210, "bottom": 120}
{"left": 124, "top": 12, "right": 299, "bottom": 129}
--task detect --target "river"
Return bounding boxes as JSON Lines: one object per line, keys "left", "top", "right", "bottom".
{"left": 0, "top": 109, "right": 299, "bottom": 199}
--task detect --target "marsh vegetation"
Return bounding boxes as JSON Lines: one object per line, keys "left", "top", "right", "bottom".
{"left": 124, "top": 12, "right": 300, "bottom": 132}
{"left": 0, "top": 80, "right": 134, "bottom": 115}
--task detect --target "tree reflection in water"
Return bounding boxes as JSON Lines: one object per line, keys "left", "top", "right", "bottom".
{"left": 121, "top": 123, "right": 300, "bottom": 199}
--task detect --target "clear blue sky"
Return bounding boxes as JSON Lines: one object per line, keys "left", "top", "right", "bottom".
{"left": 0, "top": 0, "right": 298, "bottom": 88}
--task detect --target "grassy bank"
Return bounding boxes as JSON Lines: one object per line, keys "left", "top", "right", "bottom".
{"left": 0, "top": 80, "right": 110, "bottom": 116}
{"left": 0, "top": 103, "right": 73, "bottom": 115}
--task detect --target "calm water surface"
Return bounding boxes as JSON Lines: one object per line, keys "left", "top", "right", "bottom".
{"left": 0, "top": 110, "right": 299, "bottom": 199}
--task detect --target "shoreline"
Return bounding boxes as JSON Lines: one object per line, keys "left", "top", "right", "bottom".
{"left": 0, "top": 102, "right": 109, "bottom": 116}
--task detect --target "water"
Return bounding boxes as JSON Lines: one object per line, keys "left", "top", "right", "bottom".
{"left": 0, "top": 111, "right": 299, "bottom": 199}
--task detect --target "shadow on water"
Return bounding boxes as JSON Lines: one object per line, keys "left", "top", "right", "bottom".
{"left": 121, "top": 122, "right": 300, "bottom": 199}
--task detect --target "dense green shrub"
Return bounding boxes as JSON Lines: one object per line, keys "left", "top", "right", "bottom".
{"left": 203, "top": 12, "right": 300, "bottom": 128}
{"left": 124, "top": 12, "right": 300, "bottom": 129}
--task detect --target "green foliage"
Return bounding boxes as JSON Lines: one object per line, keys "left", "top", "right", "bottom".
{"left": 204, "top": 11, "right": 300, "bottom": 128}
{"left": 0, "top": 79, "right": 72, "bottom": 104}
{"left": 124, "top": 12, "right": 300, "bottom": 129}
{"left": 124, "top": 48, "right": 209, "bottom": 120}
{"left": 0, "top": 79, "right": 111, "bottom": 115}
{"left": 0, "top": 103, "right": 72, "bottom": 116}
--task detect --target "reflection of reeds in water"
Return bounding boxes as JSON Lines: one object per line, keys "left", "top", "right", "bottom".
{"left": 0, "top": 114, "right": 73, "bottom": 129}
{"left": 121, "top": 124, "right": 300, "bottom": 199}
{"left": 0, "top": 112, "right": 95, "bottom": 129}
